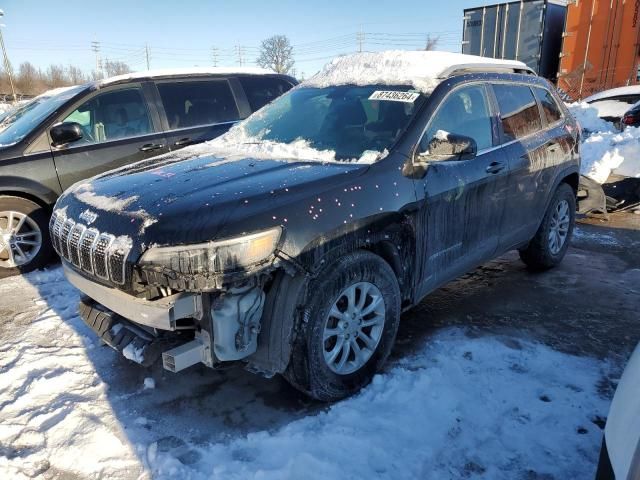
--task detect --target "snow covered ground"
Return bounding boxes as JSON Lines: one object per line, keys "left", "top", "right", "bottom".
{"left": 0, "top": 259, "right": 616, "bottom": 480}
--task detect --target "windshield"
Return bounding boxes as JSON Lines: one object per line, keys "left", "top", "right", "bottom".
{"left": 0, "top": 85, "right": 86, "bottom": 146}
{"left": 237, "top": 85, "right": 425, "bottom": 161}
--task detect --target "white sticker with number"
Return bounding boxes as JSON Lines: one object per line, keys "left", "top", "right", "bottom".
{"left": 368, "top": 90, "right": 420, "bottom": 103}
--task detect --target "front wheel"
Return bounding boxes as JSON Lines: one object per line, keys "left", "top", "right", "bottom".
{"left": 0, "top": 196, "right": 53, "bottom": 275}
{"left": 284, "top": 250, "right": 401, "bottom": 401}
{"left": 519, "top": 183, "right": 576, "bottom": 270}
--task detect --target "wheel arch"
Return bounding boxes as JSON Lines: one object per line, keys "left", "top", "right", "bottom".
{"left": 0, "top": 179, "right": 58, "bottom": 210}
{"left": 247, "top": 214, "right": 416, "bottom": 377}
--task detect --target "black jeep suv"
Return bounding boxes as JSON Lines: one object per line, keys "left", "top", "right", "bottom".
{"left": 0, "top": 69, "right": 296, "bottom": 274}
{"left": 52, "top": 52, "right": 580, "bottom": 401}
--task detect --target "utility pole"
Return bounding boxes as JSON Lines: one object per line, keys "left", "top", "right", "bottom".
{"left": 235, "top": 45, "right": 244, "bottom": 66}
{"left": 0, "top": 10, "right": 17, "bottom": 104}
{"left": 91, "top": 39, "right": 101, "bottom": 78}
{"left": 145, "top": 43, "right": 151, "bottom": 70}
{"left": 211, "top": 47, "right": 219, "bottom": 67}
{"left": 357, "top": 26, "right": 364, "bottom": 53}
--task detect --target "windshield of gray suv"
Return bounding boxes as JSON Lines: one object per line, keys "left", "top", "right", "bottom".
{"left": 0, "top": 85, "right": 86, "bottom": 147}
{"left": 238, "top": 84, "right": 426, "bottom": 160}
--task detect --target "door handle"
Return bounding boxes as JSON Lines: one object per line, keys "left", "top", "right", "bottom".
{"left": 139, "top": 143, "right": 165, "bottom": 152}
{"left": 174, "top": 138, "right": 192, "bottom": 147}
{"left": 485, "top": 161, "right": 505, "bottom": 174}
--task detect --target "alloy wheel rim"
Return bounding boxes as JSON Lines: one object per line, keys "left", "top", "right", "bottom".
{"left": 548, "top": 199, "right": 570, "bottom": 255}
{"left": 322, "top": 281, "right": 386, "bottom": 375}
{"left": 0, "top": 211, "right": 42, "bottom": 268}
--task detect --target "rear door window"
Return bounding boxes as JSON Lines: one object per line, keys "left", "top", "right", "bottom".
{"left": 492, "top": 84, "right": 542, "bottom": 142}
{"left": 533, "top": 87, "right": 563, "bottom": 124}
{"left": 238, "top": 76, "right": 294, "bottom": 111}
{"left": 157, "top": 80, "right": 240, "bottom": 130}
{"left": 60, "top": 87, "right": 152, "bottom": 145}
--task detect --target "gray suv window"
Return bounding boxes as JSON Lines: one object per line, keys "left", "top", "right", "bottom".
{"left": 493, "top": 84, "right": 542, "bottom": 142}
{"left": 238, "top": 76, "right": 293, "bottom": 111}
{"left": 420, "top": 84, "right": 493, "bottom": 152}
{"left": 157, "top": 80, "right": 240, "bottom": 129}
{"left": 61, "top": 88, "right": 152, "bottom": 145}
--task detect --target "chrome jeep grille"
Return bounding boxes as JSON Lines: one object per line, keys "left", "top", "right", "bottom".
{"left": 49, "top": 211, "right": 132, "bottom": 285}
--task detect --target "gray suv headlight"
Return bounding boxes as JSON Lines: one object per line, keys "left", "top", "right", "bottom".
{"left": 140, "top": 227, "right": 281, "bottom": 274}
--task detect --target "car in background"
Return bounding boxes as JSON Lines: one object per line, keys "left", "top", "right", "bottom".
{"left": 620, "top": 101, "right": 640, "bottom": 128}
{"left": 595, "top": 341, "right": 640, "bottom": 480}
{"left": 584, "top": 85, "right": 640, "bottom": 128}
{"left": 0, "top": 68, "right": 296, "bottom": 274}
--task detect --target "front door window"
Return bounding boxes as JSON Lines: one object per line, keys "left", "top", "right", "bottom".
{"left": 61, "top": 88, "right": 152, "bottom": 145}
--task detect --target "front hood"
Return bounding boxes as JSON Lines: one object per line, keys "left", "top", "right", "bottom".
{"left": 55, "top": 152, "right": 368, "bottom": 248}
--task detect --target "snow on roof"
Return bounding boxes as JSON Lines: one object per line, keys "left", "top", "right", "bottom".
{"left": 584, "top": 85, "right": 640, "bottom": 103}
{"left": 302, "top": 50, "right": 531, "bottom": 93}
{"left": 98, "top": 67, "right": 273, "bottom": 86}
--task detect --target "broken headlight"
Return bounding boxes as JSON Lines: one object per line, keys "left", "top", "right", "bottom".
{"left": 139, "top": 227, "right": 281, "bottom": 274}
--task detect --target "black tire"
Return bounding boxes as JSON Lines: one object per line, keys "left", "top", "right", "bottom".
{"left": 0, "top": 195, "right": 53, "bottom": 276}
{"left": 519, "top": 183, "right": 576, "bottom": 271}
{"left": 283, "top": 250, "right": 401, "bottom": 401}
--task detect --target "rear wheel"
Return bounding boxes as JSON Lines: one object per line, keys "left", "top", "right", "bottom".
{"left": 519, "top": 183, "right": 575, "bottom": 270}
{"left": 0, "top": 196, "right": 53, "bottom": 275}
{"left": 284, "top": 250, "right": 401, "bottom": 401}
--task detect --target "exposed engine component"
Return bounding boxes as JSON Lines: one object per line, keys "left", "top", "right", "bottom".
{"left": 211, "top": 283, "right": 265, "bottom": 361}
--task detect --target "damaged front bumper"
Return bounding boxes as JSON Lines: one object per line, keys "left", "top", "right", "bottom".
{"left": 67, "top": 263, "right": 268, "bottom": 372}
{"left": 65, "top": 264, "right": 203, "bottom": 330}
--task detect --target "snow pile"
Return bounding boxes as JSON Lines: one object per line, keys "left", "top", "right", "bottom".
{"left": 566, "top": 102, "right": 640, "bottom": 182}
{"left": 0, "top": 266, "right": 612, "bottom": 480}
{"left": 123, "top": 342, "right": 145, "bottom": 364}
{"left": 0, "top": 102, "right": 14, "bottom": 115}
{"left": 303, "top": 51, "right": 527, "bottom": 93}
{"left": 567, "top": 102, "right": 615, "bottom": 133}
{"left": 580, "top": 127, "right": 640, "bottom": 183}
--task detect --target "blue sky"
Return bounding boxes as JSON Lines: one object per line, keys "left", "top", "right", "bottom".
{"left": 3, "top": 0, "right": 481, "bottom": 77}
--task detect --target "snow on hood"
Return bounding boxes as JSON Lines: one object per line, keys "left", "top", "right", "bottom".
{"left": 302, "top": 50, "right": 529, "bottom": 93}
{"left": 65, "top": 182, "right": 157, "bottom": 233}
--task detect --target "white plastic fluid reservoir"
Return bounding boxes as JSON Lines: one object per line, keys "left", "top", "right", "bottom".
{"left": 211, "top": 285, "right": 265, "bottom": 361}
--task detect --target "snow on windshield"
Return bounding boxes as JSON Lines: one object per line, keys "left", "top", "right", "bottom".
{"left": 178, "top": 123, "right": 386, "bottom": 166}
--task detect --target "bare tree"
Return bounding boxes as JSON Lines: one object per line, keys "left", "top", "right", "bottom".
{"left": 46, "top": 64, "right": 67, "bottom": 88}
{"left": 257, "top": 35, "right": 294, "bottom": 74}
{"left": 425, "top": 35, "right": 439, "bottom": 51}
{"left": 103, "top": 59, "right": 131, "bottom": 77}
{"left": 67, "top": 65, "right": 86, "bottom": 85}
{"left": 16, "top": 62, "right": 42, "bottom": 94}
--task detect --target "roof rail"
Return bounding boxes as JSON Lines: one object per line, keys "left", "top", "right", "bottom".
{"left": 439, "top": 62, "right": 536, "bottom": 79}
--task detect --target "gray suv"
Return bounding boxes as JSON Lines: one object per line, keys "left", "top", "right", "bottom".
{"left": 0, "top": 69, "right": 296, "bottom": 274}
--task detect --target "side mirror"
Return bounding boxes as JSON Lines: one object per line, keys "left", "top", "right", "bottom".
{"left": 50, "top": 122, "right": 83, "bottom": 147}
{"left": 418, "top": 131, "right": 477, "bottom": 162}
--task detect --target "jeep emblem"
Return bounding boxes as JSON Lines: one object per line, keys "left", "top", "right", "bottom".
{"left": 79, "top": 209, "right": 98, "bottom": 224}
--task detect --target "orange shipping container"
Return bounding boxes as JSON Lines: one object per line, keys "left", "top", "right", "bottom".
{"left": 558, "top": 0, "right": 640, "bottom": 100}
